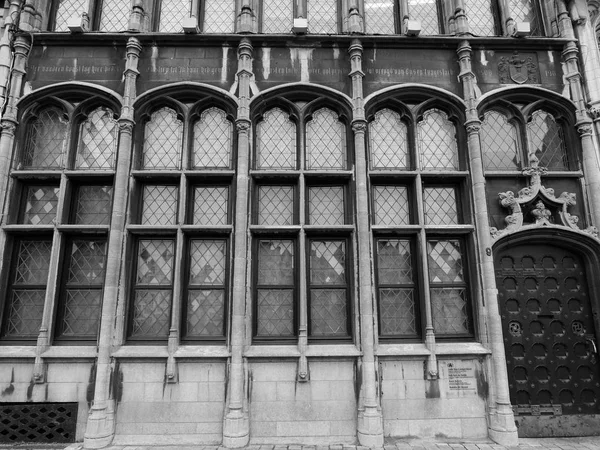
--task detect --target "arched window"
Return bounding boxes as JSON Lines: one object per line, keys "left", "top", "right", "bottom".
{"left": 527, "top": 110, "right": 568, "bottom": 170}
{"left": 480, "top": 110, "right": 520, "bottom": 171}
{"left": 142, "top": 107, "right": 183, "bottom": 169}
{"left": 76, "top": 107, "right": 118, "bottom": 169}
{"left": 252, "top": 103, "right": 352, "bottom": 342}
{"left": 193, "top": 107, "right": 233, "bottom": 169}
{"left": 368, "top": 103, "right": 474, "bottom": 339}
{"left": 23, "top": 107, "right": 68, "bottom": 169}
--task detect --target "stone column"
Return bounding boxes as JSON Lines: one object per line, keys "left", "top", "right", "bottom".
{"left": 222, "top": 37, "right": 252, "bottom": 449}
{"left": 456, "top": 40, "right": 518, "bottom": 447}
{"left": 0, "top": 0, "right": 23, "bottom": 112}
{"left": 83, "top": 37, "right": 142, "bottom": 450}
{"left": 349, "top": 39, "right": 383, "bottom": 447}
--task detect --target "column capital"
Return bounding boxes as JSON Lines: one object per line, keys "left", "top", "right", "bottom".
{"left": 352, "top": 120, "right": 367, "bottom": 133}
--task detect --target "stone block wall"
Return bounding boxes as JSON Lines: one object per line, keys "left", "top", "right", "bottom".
{"left": 113, "top": 360, "right": 226, "bottom": 446}
{"left": 249, "top": 359, "right": 358, "bottom": 444}
{"left": 380, "top": 358, "right": 488, "bottom": 440}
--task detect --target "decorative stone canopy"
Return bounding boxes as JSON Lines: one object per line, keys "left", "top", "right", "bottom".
{"left": 490, "top": 154, "right": 599, "bottom": 239}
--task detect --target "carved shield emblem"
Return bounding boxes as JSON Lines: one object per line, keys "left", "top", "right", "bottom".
{"left": 509, "top": 58, "right": 528, "bottom": 84}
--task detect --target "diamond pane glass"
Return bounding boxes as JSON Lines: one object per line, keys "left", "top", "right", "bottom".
{"left": 379, "top": 288, "right": 416, "bottom": 335}
{"left": 373, "top": 186, "right": 409, "bottom": 225}
{"left": 159, "top": 0, "right": 190, "bottom": 32}
{"left": 5, "top": 290, "right": 45, "bottom": 337}
{"left": 99, "top": 0, "right": 131, "bottom": 31}
{"left": 67, "top": 240, "right": 107, "bottom": 284}
{"left": 193, "top": 187, "right": 228, "bottom": 225}
{"left": 76, "top": 107, "right": 117, "bottom": 169}
{"left": 365, "top": 0, "right": 395, "bottom": 34}
{"left": 510, "top": 0, "right": 541, "bottom": 36}
{"left": 258, "top": 186, "right": 294, "bottom": 225}
{"left": 53, "top": 0, "right": 88, "bottom": 31}
{"left": 23, "top": 108, "right": 67, "bottom": 169}
{"left": 257, "top": 289, "right": 294, "bottom": 336}
{"left": 189, "top": 240, "right": 226, "bottom": 285}
{"left": 308, "top": 186, "right": 344, "bottom": 225}
{"left": 423, "top": 187, "right": 458, "bottom": 225}
{"left": 527, "top": 110, "right": 568, "bottom": 170}
{"left": 377, "top": 239, "right": 413, "bottom": 285}
{"left": 306, "top": 108, "right": 346, "bottom": 169}
{"left": 418, "top": 109, "right": 458, "bottom": 170}
{"left": 60, "top": 290, "right": 102, "bottom": 337}
{"left": 428, "top": 240, "right": 464, "bottom": 283}
{"left": 369, "top": 109, "right": 408, "bottom": 169}
{"left": 257, "top": 108, "right": 296, "bottom": 169}
{"left": 258, "top": 240, "right": 294, "bottom": 285}
{"left": 14, "top": 241, "right": 52, "bottom": 285}
{"left": 193, "top": 108, "right": 232, "bottom": 168}
{"left": 74, "top": 186, "right": 113, "bottom": 225}
{"left": 310, "top": 241, "right": 346, "bottom": 285}
{"left": 263, "top": 0, "right": 293, "bottom": 33}
{"left": 307, "top": 0, "right": 337, "bottom": 34}
{"left": 136, "top": 240, "right": 174, "bottom": 285}
{"left": 131, "top": 290, "right": 171, "bottom": 337}
{"left": 142, "top": 185, "right": 178, "bottom": 225}
{"left": 22, "top": 186, "right": 59, "bottom": 225}
{"left": 408, "top": 0, "right": 439, "bottom": 35}
{"left": 481, "top": 111, "right": 519, "bottom": 170}
{"left": 464, "top": 0, "right": 496, "bottom": 36}
{"left": 204, "top": 0, "right": 235, "bottom": 33}
{"left": 187, "top": 290, "right": 224, "bottom": 336}
{"left": 143, "top": 108, "right": 183, "bottom": 169}
{"left": 310, "top": 289, "right": 347, "bottom": 336}
{"left": 431, "top": 288, "right": 469, "bottom": 334}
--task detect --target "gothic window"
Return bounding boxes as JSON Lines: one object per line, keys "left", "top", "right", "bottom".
{"left": 1, "top": 103, "right": 117, "bottom": 342}
{"left": 364, "top": 0, "right": 443, "bottom": 35}
{"left": 262, "top": 0, "right": 339, "bottom": 33}
{"left": 368, "top": 104, "right": 474, "bottom": 340}
{"left": 157, "top": 0, "right": 235, "bottom": 32}
{"left": 127, "top": 101, "right": 235, "bottom": 342}
{"left": 252, "top": 103, "right": 353, "bottom": 342}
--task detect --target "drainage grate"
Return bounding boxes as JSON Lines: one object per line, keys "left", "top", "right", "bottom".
{"left": 0, "top": 403, "right": 77, "bottom": 443}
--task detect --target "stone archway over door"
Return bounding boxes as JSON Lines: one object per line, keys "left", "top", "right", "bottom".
{"left": 495, "top": 243, "right": 600, "bottom": 437}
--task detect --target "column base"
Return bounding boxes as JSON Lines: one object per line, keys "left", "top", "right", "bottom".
{"left": 222, "top": 408, "right": 250, "bottom": 448}
{"left": 83, "top": 402, "right": 115, "bottom": 449}
{"left": 488, "top": 404, "right": 518, "bottom": 447}
{"left": 357, "top": 406, "right": 384, "bottom": 447}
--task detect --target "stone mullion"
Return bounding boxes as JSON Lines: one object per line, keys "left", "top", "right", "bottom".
{"left": 496, "top": 0, "right": 512, "bottom": 36}
{"left": 456, "top": 40, "right": 518, "bottom": 447}
{"left": 222, "top": 37, "right": 252, "bottom": 449}
{"left": 83, "top": 37, "right": 141, "bottom": 450}
{"left": 349, "top": 39, "right": 383, "bottom": 448}
{"left": 0, "top": 0, "right": 24, "bottom": 110}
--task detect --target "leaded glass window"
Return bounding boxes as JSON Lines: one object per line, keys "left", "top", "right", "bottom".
{"left": 256, "top": 239, "right": 295, "bottom": 338}
{"left": 307, "top": 0, "right": 338, "bottom": 34}
{"left": 510, "top": 0, "right": 542, "bottom": 36}
{"left": 376, "top": 239, "right": 417, "bottom": 337}
{"left": 21, "top": 186, "right": 60, "bottom": 225}
{"left": 193, "top": 107, "right": 233, "bottom": 168}
{"left": 204, "top": 0, "right": 235, "bottom": 33}
{"left": 464, "top": 0, "right": 496, "bottom": 36}
{"left": 256, "top": 108, "right": 296, "bottom": 169}
{"left": 142, "top": 107, "right": 183, "bottom": 169}
{"left": 306, "top": 108, "right": 346, "bottom": 169}
{"left": 408, "top": 0, "right": 440, "bottom": 35}
{"left": 257, "top": 186, "right": 295, "bottom": 225}
{"left": 76, "top": 107, "right": 118, "bottom": 169}
{"left": 527, "top": 110, "right": 568, "bottom": 170}
{"left": 53, "top": 0, "right": 88, "bottom": 31}
{"left": 72, "top": 185, "right": 113, "bottom": 225}
{"left": 364, "top": 0, "right": 396, "bottom": 34}
{"left": 55, "top": 239, "right": 107, "bottom": 340}
{"left": 141, "top": 185, "right": 178, "bottom": 225}
{"left": 130, "top": 239, "right": 174, "bottom": 338}
{"left": 423, "top": 187, "right": 458, "bottom": 225}
{"left": 192, "top": 186, "right": 229, "bottom": 225}
{"left": 184, "top": 239, "right": 227, "bottom": 338}
{"left": 369, "top": 109, "right": 408, "bottom": 170}
{"left": 2, "top": 240, "right": 52, "bottom": 339}
{"left": 262, "top": 0, "right": 293, "bottom": 33}
{"left": 23, "top": 107, "right": 68, "bottom": 169}
{"left": 481, "top": 111, "right": 520, "bottom": 171}
{"left": 158, "top": 0, "right": 189, "bottom": 32}
{"left": 418, "top": 109, "right": 458, "bottom": 170}
{"left": 373, "top": 186, "right": 409, "bottom": 225}
{"left": 99, "top": 0, "right": 131, "bottom": 32}
{"left": 308, "top": 186, "right": 345, "bottom": 225}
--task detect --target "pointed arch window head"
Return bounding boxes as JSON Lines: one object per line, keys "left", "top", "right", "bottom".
{"left": 527, "top": 110, "right": 568, "bottom": 170}
{"left": 369, "top": 109, "right": 408, "bottom": 170}
{"left": 142, "top": 107, "right": 183, "bottom": 169}
{"left": 23, "top": 107, "right": 68, "bottom": 169}
{"left": 193, "top": 107, "right": 233, "bottom": 169}
{"left": 256, "top": 108, "right": 297, "bottom": 170}
{"left": 481, "top": 110, "right": 520, "bottom": 171}
{"left": 306, "top": 108, "right": 346, "bottom": 170}
{"left": 418, "top": 109, "right": 458, "bottom": 170}
{"left": 76, "top": 107, "right": 118, "bottom": 169}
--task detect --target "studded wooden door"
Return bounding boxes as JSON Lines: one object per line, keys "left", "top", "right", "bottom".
{"left": 496, "top": 244, "right": 600, "bottom": 436}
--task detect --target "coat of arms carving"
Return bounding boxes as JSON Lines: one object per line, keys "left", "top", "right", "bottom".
{"left": 498, "top": 52, "right": 539, "bottom": 84}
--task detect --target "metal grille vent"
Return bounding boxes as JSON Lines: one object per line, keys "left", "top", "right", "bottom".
{"left": 0, "top": 403, "right": 77, "bottom": 443}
